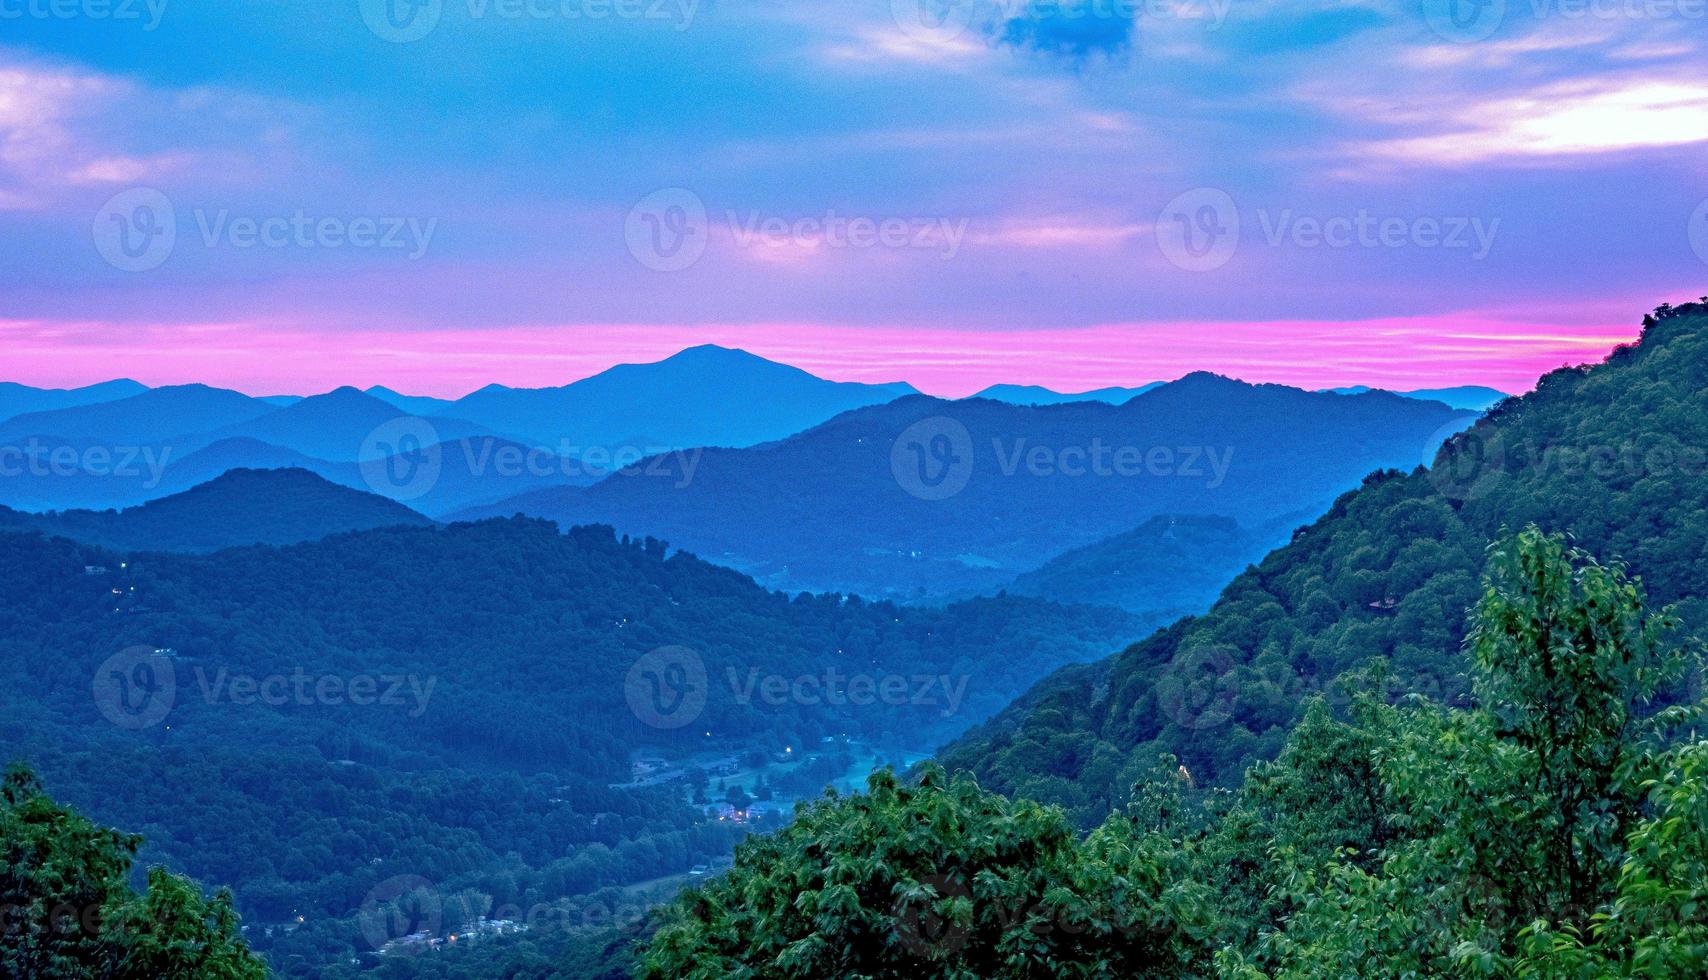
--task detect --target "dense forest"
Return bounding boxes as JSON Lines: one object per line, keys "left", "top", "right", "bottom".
{"left": 640, "top": 529, "right": 1708, "bottom": 976}
{"left": 939, "top": 301, "right": 1708, "bottom": 825}
{"left": 0, "top": 517, "right": 1133, "bottom": 975}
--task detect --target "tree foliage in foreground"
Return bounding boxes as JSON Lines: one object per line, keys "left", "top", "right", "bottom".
{"left": 0, "top": 764, "right": 267, "bottom": 979}
{"left": 638, "top": 528, "right": 1708, "bottom": 977}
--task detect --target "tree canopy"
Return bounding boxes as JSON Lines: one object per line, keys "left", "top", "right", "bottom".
{"left": 640, "top": 528, "right": 1708, "bottom": 977}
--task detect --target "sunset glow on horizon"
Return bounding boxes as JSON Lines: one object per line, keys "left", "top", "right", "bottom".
{"left": 0, "top": 308, "right": 1655, "bottom": 399}
{"left": 3, "top": 2, "right": 1706, "bottom": 396}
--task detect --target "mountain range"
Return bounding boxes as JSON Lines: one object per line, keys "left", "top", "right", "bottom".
{"left": 970, "top": 382, "right": 1509, "bottom": 409}
{"left": 938, "top": 301, "right": 1708, "bottom": 825}
{"left": 0, "top": 468, "right": 433, "bottom": 553}
{"left": 456, "top": 375, "right": 1476, "bottom": 603}
{"left": 968, "top": 383, "right": 1162, "bottom": 406}
{"left": 1322, "top": 384, "right": 1510, "bottom": 411}
{"left": 0, "top": 348, "right": 918, "bottom": 516}
{"left": 0, "top": 378, "right": 149, "bottom": 420}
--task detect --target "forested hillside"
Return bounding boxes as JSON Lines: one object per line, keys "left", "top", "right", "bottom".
{"left": 939, "top": 301, "right": 1708, "bottom": 825}
{"left": 643, "top": 529, "right": 1708, "bottom": 977}
{"left": 1005, "top": 514, "right": 1290, "bottom": 618}
{"left": 0, "top": 517, "right": 1133, "bottom": 975}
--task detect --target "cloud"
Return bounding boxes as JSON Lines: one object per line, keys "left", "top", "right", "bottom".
{"left": 0, "top": 51, "right": 311, "bottom": 211}
{"left": 1353, "top": 77, "right": 1708, "bottom": 164}
{"left": 995, "top": 1, "right": 1136, "bottom": 60}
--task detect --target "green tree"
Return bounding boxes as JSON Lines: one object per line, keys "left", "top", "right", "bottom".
{"left": 1248, "top": 528, "right": 1705, "bottom": 977}
{"left": 639, "top": 765, "right": 1213, "bottom": 978}
{"left": 0, "top": 763, "right": 267, "bottom": 979}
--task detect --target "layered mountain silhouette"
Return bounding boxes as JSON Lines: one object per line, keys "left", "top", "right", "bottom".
{"left": 0, "top": 384, "right": 277, "bottom": 446}
{"left": 457, "top": 374, "right": 1475, "bottom": 602}
{"left": 445, "top": 344, "right": 919, "bottom": 449}
{"left": 969, "top": 383, "right": 1162, "bottom": 406}
{"left": 0, "top": 379, "right": 147, "bottom": 423}
{"left": 1323, "top": 384, "right": 1510, "bottom": 411}
{"left": 938, "top": 302, "right": 1708, "bottom": 823}
{"left": 0, "top": 348, "right": 918, "bottom": 515}
{"left": 0, "top": 468, "right": 432, "bottom": 552}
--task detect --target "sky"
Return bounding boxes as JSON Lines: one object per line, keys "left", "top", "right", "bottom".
{"left": 1, "top": 0, "right": 1705, "bottom": 398}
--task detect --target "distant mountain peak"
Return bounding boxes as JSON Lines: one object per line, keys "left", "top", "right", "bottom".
{"left": 1171, "top": 371, "right": 1247, "bottom": 387}
{"left": 672, "top": 343, "right": 751, "bottom": 360}
{"left": 315, "top": 385, "right": 382, "bottom": 402}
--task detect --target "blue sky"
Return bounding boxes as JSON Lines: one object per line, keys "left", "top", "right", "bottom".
{"left": 1, "top": 0, "right": 1705, "bottom": 395}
